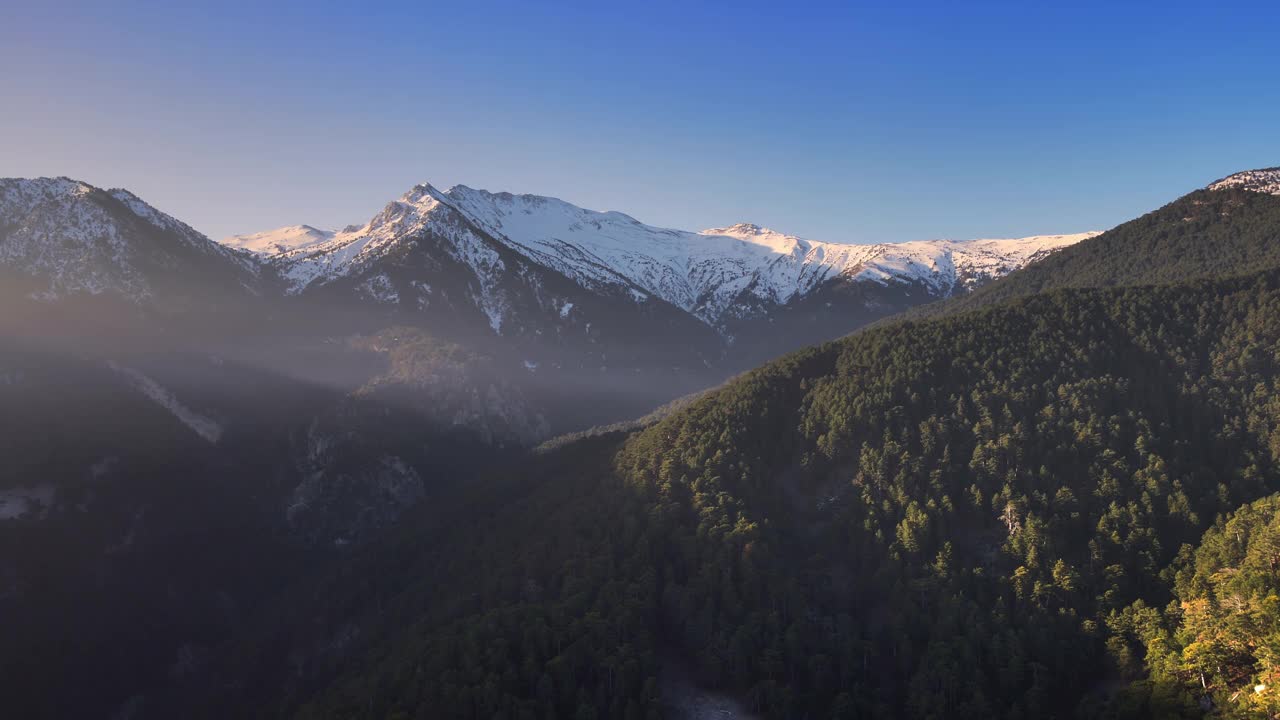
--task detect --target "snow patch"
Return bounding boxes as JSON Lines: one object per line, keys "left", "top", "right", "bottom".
{"left": 110, "top": 363, "right": 223, "bottom": 443}
{"left": 440, "top": 185, "right": 1094, "bottom": 325}
{"left": 359, "top": 273, "right": 399, "bottom": 304}
{"left": 220, "top": 224, "right": 336, "bottom": 255}
{"left": 1208, "top": 168, "right": 1280, "bottom": 196}
{"left": 480, "top": 302, "right": 505, "bottom": 333}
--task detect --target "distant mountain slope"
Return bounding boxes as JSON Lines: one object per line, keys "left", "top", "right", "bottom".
{"left": 0, "top": 177, "right": 259, "bottom": 303}
{"left": 0, "top": 175, "right": 1087, "bottom": 408}
{"left": 221, "top": 224, "right": 335, "bottom": 255}
{"left": 0, "top": 174, "right": 1096, "bottom": 441}
{"left": 241, "top": 181, "right": 1093, "bottom": 332}
{"left": 198, "top": 182, "right": 1087, "bottom": 426}
{"left": 909, "top": 169, "right": 1280, "bottom": 320}
{"left": 440, "top": 186, "right": 1092, "bottom": 328}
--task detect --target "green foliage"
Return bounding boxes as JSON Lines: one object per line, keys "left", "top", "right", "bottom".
{"left": 277, "top": 435, "right": 667, "bottom": 720}
{"left": 608, "top": 273, "right": 1280, "bottom": 718}
{"left": 1117, "top": 495, "right": 1280, "bottom": 718}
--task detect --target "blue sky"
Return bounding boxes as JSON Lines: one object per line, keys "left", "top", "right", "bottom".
{"left": 3, "top": 1, "right": 1277, "bottom": 242}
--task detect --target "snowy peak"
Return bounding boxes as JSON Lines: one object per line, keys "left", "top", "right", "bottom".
{"left": 0, "top": 176, "right": 92, "bottom": 210}
{"left": 1208, "top": 168, "right": 1280, "bottom": 195}
{"left": 842, "top": 234, "right": 1097, "bottom": 291}
{"left": 708, "top": 222, "right": 767, "bottom": 235}
{"left": 702, "top": 222, "right": 791, "bottom": 243}
{"left": 258, "top": 180, "right": 489, "bottom": 292}
{"left": 222, "top": 225, "right": 335, "bottom": 255}
{"left": 700, "top": 223, "right": 812, "bottom": 255}
{"left": 0, "top": 177, "right": 254, "bottom": 301}
{"left": 246, "top": 180, "right": 1093, "bottom": 330}
{"left": 0, "top": 177, "right": 231, "bottom": 256}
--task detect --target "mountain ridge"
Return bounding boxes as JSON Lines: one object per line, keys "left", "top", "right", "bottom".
{"left": 0, "top": 176, "right": 258, "bottom": 302}
{"left": 1207, "top": 167, "right": 1280, "bottom": 195}
{"left": 224, "top": 181, "right": 1096, "bottom": 331}
{"left": 897, "top": 169, "right": 1280, "bottom": 324}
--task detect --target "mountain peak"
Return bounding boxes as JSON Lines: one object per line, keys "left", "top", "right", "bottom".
{"left": 236, "top": 181, "right": 1091, "bottom": 326}
{"left": 401, "top": 181, "right": 450, "bottom": 205}
{"left": 0, "top": 176, "right": 97, "bottom": 207}
{"left": 704, "top": 222, "right": 767, "bottom": 236}
{"left": 221, "top": 224, "right": 336, "bottom": 255}
{"left": 1207, "top": 167, "right": 1280, "bottom": 195}
{"left": 0, "top": 177, "right": 253, "bottom": 301}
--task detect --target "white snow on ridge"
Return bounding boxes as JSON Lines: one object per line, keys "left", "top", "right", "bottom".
{"left": 262, "top": 184, "right": 478, "bottom": 291}
{"left": 1208, "top": 168, "right": 1280, "bottom": 196}
{"left": 0, "top": 178, "right": 154, "bottom": 299}
{"left": 221, "top": 224, "right": 335, "bottom": 255}
{"left": 239, "top": 181, "right": 1098, "bottom": 327}
{"left": 443, "top": 187, "right": 1096, "bottom": 325}
{"left": 0, "top": 177, "right": 253, "bottom": 299}
{"left": 843, "top": 234, "right": 1091, "bottom": 290}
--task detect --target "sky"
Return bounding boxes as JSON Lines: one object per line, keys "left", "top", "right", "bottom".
{"left": 2, "top": 0, "right": 1278, "bottom": 243}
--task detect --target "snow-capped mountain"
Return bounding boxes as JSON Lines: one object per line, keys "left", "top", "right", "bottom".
{"left": 0, "top": 175, "right": 1089, "bottom": 342}
{"left": 0, "top": 177, "right": 257, "bottom": 302}
{"left": 1208, "top": 168, "right": 1280, "bottom": 195}
{"left": 264, "top": 183, "right": 485, "bottom": 302}
{"left": 249, "top": 183, "right": 726, "bottom": 394}
{"left": 0, "top": 175, "right": 1094, "bottom": 435}
{"left": 245, "top": 182, "right": 1095, "bottom": 332}
{"left": 222, "top": 224, "right": 335, "bottom": 255}
{"left": 700, "top": 223, "right": 1091, "bottom": 323}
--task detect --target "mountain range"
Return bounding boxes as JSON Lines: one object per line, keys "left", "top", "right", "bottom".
{"left": 0, "top": 174, "right": 1094, "bottom": 434}
{"left": 5, "top": 166, "right": 1280, "bottom": 719}
{"left": 223, "top": 182, "right": 1092, "bottom": 332}
{"left": 2, "top": 174, "right": 1091, "bottom": 343}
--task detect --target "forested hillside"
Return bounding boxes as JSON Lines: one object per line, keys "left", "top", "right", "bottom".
{"left": 207, "top": 250, "right": 1280, "bottom": 718}
{"left": 911, "top": 185, "right": 1280, "bottom": 320}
